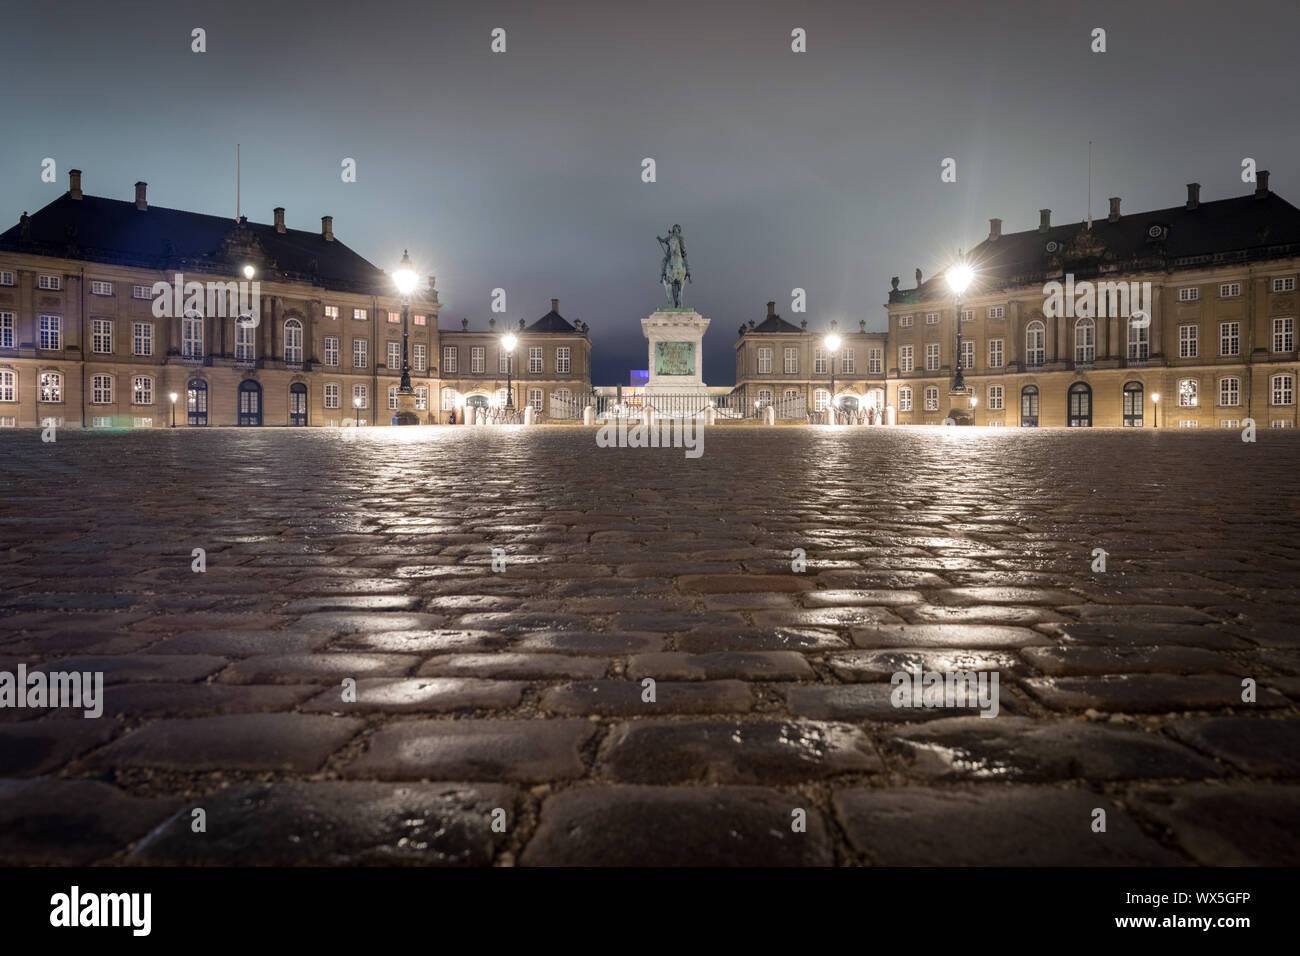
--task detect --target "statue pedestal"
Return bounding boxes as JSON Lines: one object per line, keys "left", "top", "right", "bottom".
{"left": 946, "top": 389, "right": 973, "bottom": 426}
{"left": 393, "top": 389, "right": 420, "bottom": 426}
{"left": 641, "top": 309, "right": 709, "bottom": 402}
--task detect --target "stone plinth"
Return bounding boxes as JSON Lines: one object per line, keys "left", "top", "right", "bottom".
{"left": 641, "top": 309, "right": 709, "bottom": 397}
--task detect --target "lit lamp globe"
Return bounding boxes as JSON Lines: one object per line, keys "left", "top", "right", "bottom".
{"left": 947, "top": 263, "right": 975, "bottom": 295}
{"left": 242, "top": 264, "right": 255, "bottom": 280}
{"left": 825, "top": 332, "right": 842, "bottom": 352}
{"left": 393, "top": 250, "right": 418, "bottom": 297}
{"left": 502, "top": 333, "right": 517, "bottom": 352}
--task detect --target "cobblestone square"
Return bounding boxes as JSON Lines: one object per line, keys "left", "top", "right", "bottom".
{"left": 1, "top": 426, "right": 1298, "bottom": 866}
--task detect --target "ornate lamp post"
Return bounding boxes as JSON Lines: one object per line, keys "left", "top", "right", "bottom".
{"left": 946, "top": 258, "right": 975, "bottom": 392}
{"left": 1152, "top": 392, "right": 1160, "bottom": 428}
{"left": 825, "top": 331, "right": 841, "bottom": 423}
{"left": 502, "top": 333, "right": 517, "bottom": 410}
{"left": 169, "top": 392, "right": 178, "bottom": 427}
{"left": 392, "top": 250, "right": 420, "bottom": 425}
{"left": 354, "top": 395, "right": 364, "bottom": 428}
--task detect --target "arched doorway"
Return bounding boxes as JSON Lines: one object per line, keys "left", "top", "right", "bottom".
{"left": 187, "top": 379, "right": 208, "bottom": 426}
{"left": 465, "top": 394, "right": 488, "bottom": 422}
{"left": 837, "top": 395, "right": 860, "bottom": 411}
{"left": 1122, "top": 382, "right": 1144, "bottom": 427}
{"left": 289, "top": 382, "right": 308, "bottom": 426}
{"left": 238, "top": 380, "right": 262, "bottom": 426}
{"left": 1020, "top": 385, "right": 1039, "bottom": 427}
{"left": 1068, "top": 382, "right": 1092, "bottom": 427}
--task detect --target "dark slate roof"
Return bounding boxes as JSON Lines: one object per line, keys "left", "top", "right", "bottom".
{"left": 0, "top": 192, "right": 390, "bottom": 294}
{"left": 526, "top": 307, "right": 577, "bottom": 333}
{"left": 751, "top": 311, "right": 803, "bottom": 333}
{"left": 890, "top": 187, "right": 1300, "bottom": 303}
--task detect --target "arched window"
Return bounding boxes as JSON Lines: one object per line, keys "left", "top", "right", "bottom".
{"left": 238, "top": 380, "right": 262, "bottom": 426}
{"left": 924, "top": 386, "right": 938, "bottom": 411}
{"left": 39, "top": 371, "right": 62, "bottom": 403}
{"left": 1178, "top": 379, "right": 1198, "bottom": 407}
{"left": 1021, "top": 385, "right": 1039, "bottom": 426}
{"left": 1074, "top": 317, "right": 1095, "bottom": 364}
{"left": 1025, "top": 321, "right": 1045, "bottom": 366}
{"left": 1128, "top": 318, "right": 1150, "bottom": 361}
{"left": 235, "top": 320, "right": 255, "bottom": 362}
{"left": 442, "top": 387, "right": 457, "bottom": 411}
{"left": 1068, "top": 381, "right": 1092, "bottom": 426}
{"left": 757, "top": 388, "right": 773, "bottom": 406}
{"left": 1273, "top": 374, "right": 1295, "bottom": 406}
{"left": 187, "top": 379, "right": 208, "bottom": 425}
{"left": 182, "top": 311, "right": 203, "bottom": 359}
{"left": 1122, "top": 381, "right": 1144, "bottom": 426}
{"left": 133, "top": 375, "right": 154, "bottom": 405}
{"left": 284, "top": 318, "right": 303, "bottom": 364}
{"left": 898, "top": 386, "right": 913, "bottom": 412}
{"left": 289, "top": 382, "right": 307, "bottom": 426}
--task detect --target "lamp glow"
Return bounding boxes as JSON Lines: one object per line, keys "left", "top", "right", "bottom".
{"left": 947, "top": 263, "right": 975, "bottom": 295}
{"left": 242, "top": 264, "right": 255, "bottom": 280}
{"left": 502, "top": 333, "right": 517, "bottom": 352}
{"left": 825, "top": 332, "right": 842, "bottom": 352}
{"left": 169, "top": 392, "right": 178, "bottom": 402}
{"left": 393, "top": 250, "right": 418, "bottom": 297}
{"left": 1152, "top": 392, "right": 1160, "bottom": 403}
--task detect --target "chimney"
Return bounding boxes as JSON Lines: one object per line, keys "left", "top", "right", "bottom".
{"left": 1108, "top": 197, "right": 1120, "bottom": 222}
{"left": 321, "top": 215, "right": 334, "bottom": 241}
{"left": 988, "top": 218, "right": 1002, "bottom": 240}
{"left": 1256, "top": 170, "right": 1270, "bottom": 198}
{"left": 69, "top": 169, "right": 82, "bottom": 200}
{"left": 274, "top": 207, "right": 285, "bottom": 233}
{"left": 1039, "top": 209, "right": 1051, "bottom": 233}
{"left": 134, "top": 182, "right": 147, "bottom": 211}
{"left": 766, "top": 300, "right": 776, "bottom": 317}
{"left": 915, "top": 268, "right": 922, "bottom": 286}
{"left": 551, "top": 297, "right": 559, "bottom": 312}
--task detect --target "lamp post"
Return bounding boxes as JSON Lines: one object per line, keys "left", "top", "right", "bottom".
{"left": 1152, "top": 392, "right": 1160, "bottom": 428}
{"left": 946, "top": 258, "right": 975, "bottom": 392}
{"left": 825, "top": 331, "right": 841, "bottom": 423}
{"left": 502, "top": 333, "right": 517, "bottom": 410}
{"left": 354, "top": 395, "right": 363, "bottom": 428}
{"left": 169, "top": 392, "right": 178, "bottom": 427}
{"left": 392, "top": 250, "right": 419, "bottom": 425}
{"left": 970, "top": 394, "right": 978, "bottom": 425}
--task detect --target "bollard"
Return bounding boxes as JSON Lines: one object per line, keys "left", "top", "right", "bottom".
{"left": 764, "top": 405, "right": 775, "bottom": 426}
{"left": 523, "top": 405, "right": 534, "bottom": 426}
{"left": 705, "top": 406, "right": 717, "bottom": 426}
{"left": 583, "top": 405, "right": 595, "bottom": 426}
{"left": 885, "top": 405, "right": 897, "bottom": 427}
{"left": 644, "top": 406, "right": 655, "bottom": 432}
{"left": 476, "top": 408, "right": 485, "bottom": 426}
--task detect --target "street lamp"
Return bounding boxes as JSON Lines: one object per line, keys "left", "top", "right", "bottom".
{"left": 1151, "top": 392, "right": 1160, "bottom": 428}
{"left": 242, "top": 264, "right": 255, "bottom": 280}
{"left": 169, "top": 391, "right": 178, "bottom": 427}
{"left": 947, "top": 258, "right": 975, "bottom": 392}
{"left": 970, "top": 394, "right": 978, "bottom": 424}
{"left": 354, "top": 395, "right": 363, "bottom": 428}
{"left": 392, "top": 250, "right": 419, "bottom": 425}
{"left": 825, "top": 331, "right": 841, "bottom": 422}
{"left": 502, "top": 333, "right": 517, "bottom": 410}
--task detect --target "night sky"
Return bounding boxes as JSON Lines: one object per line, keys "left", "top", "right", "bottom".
{"left": 3, "top": 0, "right": 1299, "bottom": 384}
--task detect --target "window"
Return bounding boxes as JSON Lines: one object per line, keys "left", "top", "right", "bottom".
{"left": 1021, "top": 385, "right": 1039, "bottom": 426}
{"left": 1068, "top": 382, "right": 1092, "bottom": 427}
{"left": 1219, "top": 377, "right": 1240, "bottom": 407}
{"left": 925, "top": 343, "right": 940, "bottom": 371}
{"left": 1178, "top": 420, "right": 1199, "bottom": 429}
{"left": 132, "top": 322, "right": 152, "bottom": 356}
{"left": 783, "top": 347, "right": 798, "bottom": 374}
{"left": 869, "top": 348, "right": 882, "bottom": 374}
{"left": 1178, "top": 379, "right": 1198, "bottom": 406}
{"left": 388, "top": 341, "right": 402, "bottom": 370}
{"left": 926, "top": 312, "right": 940, "bottom": 325}
{"left": 133, "top": 417, "right": 153, "bottom": 428}
{"left": 757, "top": 347, "right": 772, "bottom": 374}
{"left": 1220, "top": 322, "right": 1240, "bottom": 356}
{"left": 471, "top": 346, "right": 485, "bottom": 373}
{"left": 1273, "top": 277, "right": 1296, "bottom": 293}
{"left": 1273, "top": 374, "right": 1295, "bottom": 406}
{"left": 0, "top": 271, "right": 13, "bottom": 286}
{"left": 415, "top": 386, "right": 428, "bottom": 410}
{"left": 132, "top": 376, "right": 153, "bottom": 405}
{"left": 181, "top": 314, "right": 203, "bottom": 358}
{"left": 757, "top": 388, "right": 772, "bottom": 405}
{"left": 814, "top": 348, "right": 827, "bottom": 374}
{"left": 89, "top": 280, "right": 113, "bottom": 296}
{"left": 324, "top": 305, "right": 339, "bottom": 320}
{"left": 557, "top": 346, "right": 571, "bottom": 374}
{"left": 528, "top": 347, "right": 542, "bottom": 373}
{"left": 39, "top": 315, "right": 61, "bottom": 350}
{"left": 1025, "top": 321, "right": 1045, "bottom": 366}
{"left": 324, "top": 336, "right": 339, "bottom": 366}
{"left": 499, "top": 349, "right": 509, "bottom": 373}
{"left": 235, "top": 322, "right": 255, "bottom": 362}
{"left": 387, "top": 311, "right": 400, "bottom": 324}
{"left": 898, "top": 314, "right": 913, "bottom": 328}
{"left": 284, "top": 319, "right": 303, "bottom": 364}
{"left": 988, "top": 306, "right": 1005, "bottom": 319}
{"left": 960, "top": 309, "right": 974, "bottom": 322}
{"left": 528, "top": 388, "right": 544, "bottom": 411}
{"left": 39, "top": 372, "right": 61, "bottom": 402}
{"left": 813, "top": 389, "right": 830, "bottom": 412}
{"left": 924, "top": 386, "right": 939, "bottom": 411}
{"left": 38, "top": 274, "right": 60, "bottom": 291}
{"left": 0, "top": 370, "right": 14, "bottom": 402}
{"left": 1273, "top": 420, "right": 1295, "bottom": 429}
{"left": 988, "top": 385, "right": 1004, "bottom": 410}
{"left": 1178, "top": 324, "right": 1198, "bottom": 358}
{"left": 1074, "top": 317, "right": 1095, "bottom": 364}
{"left": 495, "top": 388, "right": 509, "bottom": 407}
{"left": 1178, "top": 287, "right": 1199, "bottom": 302}
{"left": 352, "top": 308, "right": 367, "bottom": 321}
{"left": 1274, "top": 318, "right": 1295, "bottom": 352}
{"left": 413, "top": 343, "right": 426, "bottom": 372}
{"left": 900, "top": 346, "right": 914, "bottom": 373}
{"left": 352, "top": 384, "right": 368, "bottom": 409}
{"left": 413, "top": 313, "right": 426, "bottom": 326}
{"left": 784, "top": 388, "right": 799, "bottom": 403}
{"left": 842, "top": 348, "right": 855, "bottom": 373}
{"left": 91, "top": 417, "right": 111, "bottom": 428}
{"left": 1128, "top": 321, "right": 1149, "bottom": 361}
{"left": 92, "top": 374, "right": 112, "bottom": 404}
{"left": 1220, "top": 420, "right": 1240, "bottom": 429}
{"left": 324, "top": 383, "right": 340, "bottom": 409}
{"left": 1220, "top": 282, "right": 1241, "bottom": 298}
{"left": 388, "top": 385, "right": 400, "bottom": 410}
{"left": 988, "top": 339, "right": 1004, "bottom": 368}
{"left": 960, "top": 341, "right": 974, "bottom": 369}
{"left": 898, "top": 386, "right": 913, "bottom": 411}
{"left": 354, "top": 339, "right": 369, "bottom": 369}
{"left": 442, "top": 388, "right": 457, "bottom": 411}
{"left": 132, "top": 284, "right": 151, "bottom": 299}
{"left": 442, "top": 346, "right": 457, "bottom": 373}
{"left": 0, "top": 312, "right": 14, "bottom": 349}
{"left": 1122, "top": 382, "right": 1144, "bottom": 427}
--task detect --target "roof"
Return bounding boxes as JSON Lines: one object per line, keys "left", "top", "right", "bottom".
{"left": 0, "top": 192, "right": 390, "bottom": 294}
{"left": 526, "top": 308, "right": 577, "bottom": 333}
{"left": 890, "top": 187, "right": 1300, "bottom": 303}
